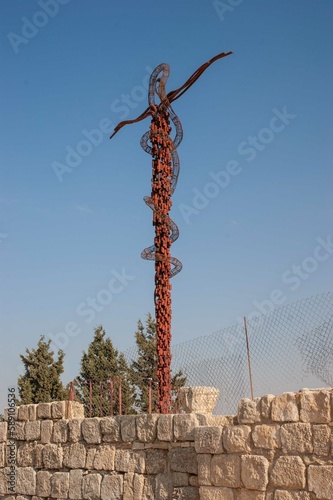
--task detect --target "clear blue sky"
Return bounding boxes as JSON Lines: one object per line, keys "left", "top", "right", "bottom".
{"left": 1, "top": 0, "right": 332, "bottom": 411}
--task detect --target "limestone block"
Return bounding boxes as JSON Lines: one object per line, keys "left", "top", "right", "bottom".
{"left": 133, "top": 473, "right": 145, "bottom": 499}
{"left": 189, "top": 475, "right": 199, "bottom": 487}
{"left": 174, "top": 414, "right": 200, "bottom": 441}
{"left": 25, "top": 420, "right": 41, "bottom": 441}
{"left": 136, "top": 414, "right": 158, "bottom": 442}
{"left": 15, "top": 421, "right": 26, "bottom": 441}
{"left": 52, "top": 419, "right": 68, "bottom": 443}
{"left": 241, "top": 455, "right": 269, "bottom": 491}
{"left": 17, "top": 405, "right": 30, "bottom": 421}
{"left": 260, "top": 394, "right": 275, "bottom": 419}
{"left": 69, "top": 469, "right": 83, "bottom": 499}
{"left": 0, "top": 443, "right": 4, "bottom": 467}
{"left": 63, "top": 442, "right": 87, "bottom": 468}
{"left": 50, "top": 471, "right": 69, "bottom": 498}
{"left": 252, "top": 424, "right": 281, "bottom": 449}
{"left": 238, "top": 397, "right": 261, "bottom": 424}
{"left": 178, "top": 387, "right": 219, "bottom": 414}
{"left": 194, "top": 426, "right": 223, "bottom": 454}
{"left": 51, "top": 401, "right": 66, "bottom": 419}
{"left": 36, "top": 403, "right": 52, "bottom": 419}
{"left": 271, "top": 393, "right": 299, "bottom": 422}
{"left": 114, "top": 449, "right": 145, "bottom": 473}
{"left": 68, "top": 418, "right": 82, "bottom": 442}
{"left": 274, "top": 491, "right": 310, "bottom": 500}
{"left": 66, "top": 401, "right": 85, "bottom": 419}
{"left": 101, "top": 473, "right": 123, "bottom": 500}
{"left": 173, "top": 486, "right": 199, "bottom": 499}
{"left": 145, "top": 448, "right": 167, "bottom": 474}
{"left": 4, "top": 406, "right": 18, "bottom": 421}
{"left": 313, "top": 424, "right": 331, "bottom": 456}
{"left": 100, "top": 416, "right": 121, "bottom": 442}
{"left": 199, "top": 486, "right": 234, "bottom": 499}
{"left": 197, "top": 454, "right": 211, "bottom": 486}
{"left": 155, "top": 472, "right": 174, "bottom": 500}
{"left": 82, "top": 418, "right": 101, "bottom": 444}
{"left": 42, "top": 443, "right": 63, "bottom": 469}
{"left": 280, "top": 423, "right": 313, "bottom": 453}
{"left": 173, "top": 472, "right": 189, "bottom": 486}
{"left": 85, "top": 447, "right": 96, "bottom": 469}
{"left": 157, "top": 414, "right": 173, "bottom": 441}
{"left": 40, "top": 420, "right": 53, "bottom": 444}
{"left": 143, "top": 475, "right": 155, "bottom": 499}
{"left": 239, "top": 491, "right": 265, "bottom": 500}
{"left": 0, "top": 422, "right": 7, "bottom": 442}
{"left": 270, "top": 456, "right": 306, "bottom": 489}
{"left": 300, "top": 389, "right": 331, "bottom": 423}
{"left": 36, "top": 470, "right": 51, "bottom": 497}
{"left": 16, "top": 467, "right": 36, "bottom": 496}
{"left": 17, "top": 443, "right": 37, "bottom": 467}
{"left": 28, "top": 404, "right": 38, "bottom": 421}
{"left": 82, "top": 473, "right": 101, "bottom": 500}
{"left": 211, "top": 455, "right": 240, "bottom": 488}
{"left": 93, "top": 443, "right": 115, "bottom": 470}
{"left": 0, "top": 468, "right": 7, "bottom": 495}
{"left": 222, "top": 425, "right": 251, "bottom": 453}
{"left": 120, "top": 415, "right": 137, "bottom": 442}
{"left": 170, "top": 447, "right": 198, "bottom": 474}
{"left": 308, "top": 465, "right": 333, "bottom": 499}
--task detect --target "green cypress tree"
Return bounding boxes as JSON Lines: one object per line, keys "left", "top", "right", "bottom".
{"left": 130, "top": 313, "right": 187, "bottom": 412}
{"left": 17, "top": 336, "right": 66, "bottom": 404}
{"left": 75, "top": 326, "right": 135, "bottom": 416}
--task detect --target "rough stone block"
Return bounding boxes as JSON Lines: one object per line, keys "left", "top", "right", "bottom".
{"left": 239, "top": 491, "right": 265, "bottom": 499}
{"left": 82, "top": 418, "right": 101, "bottom": 444}
{"left": 174, "top": 414, "right": 200, "bottom": 441}
{"left": 15, "top": 421, "right": 26, "bottom": 441}
{"left": 25, "top": 420, "right": 41, "bottom": 441}
{"left": 241, "top": 455, "right": 269, "bottom": 491}
{"left": 271, "top": 393, "right": 299, "bottom": 422}
{"left": 170, "top": 447, "right": 198, "bottom": 474}
{"left": 36, "top": 470, "right": 51, "bottom": 497}
{"left": 101, "top": 474, "right": 123, "bottom": 500}
{"left": 222, "top": 425, "right": 251, "bottom": 453}
{"left": 50, "top": 471, "right": 69, "bottom": 498}
{"left": 63, "top": 442, "right": 87, "bottom": 468}
{"left": 199, "top": 486, "right": 234, "bottom": 499}
{"left": 100, "top": 416, "right": 121, "bottom": 442}
{"left": 0, "top": 443, "right": 4, "bottom": 468}
{"left": 66, "top": 401, "right": 85, "bottom": 419}
{"left": 270, "top": 456, "right": 306, "bottom": 489}
{"left": 120, "top": 415, "right": 137, "bottom": 442}
{"left": 146, "top": 448, "right": 167, "bottom": 474}
{"left": 0, "top": 422, "right": 8, "bottom": 442}
{"left": 52, "top": 419, "right": 68, "bottom": 443}
{"left": 313, "top": 424, "right": 331, "bottom": 456}
{"left": 85, "top": 447, "right": 96, "bottom": 469}
{"left": 69, "top": 469, "right": 83, "bottom": 499}
{"left": 93, "top": 444, "right": 115, "bottom": 470}
{"left": 308, "top": 465, "right": 333, "bottom": 499}
{"left": 274, "top": 491, "right": 310, "bottom": 500}
{"left": 252, "top": 424, "right": 281, "bottom": 449}
{"left": 300, "top": 389, "right": 331, "bottom": 423}
{"left": 238, "top": 397, "right": 261, "bottom": 424}
{"left": 178, "top": 386, "right": 219, "bottom": 414}
{"left": 42, "top": 443, "right": 63, "bottom": 469}
{"left": 16, "top": 467, "right": 36, "bottom": 496}
{"left": 17, "top": 443, "right": 36, "bottom": 467}
{"left": 260, "top": 394, "right": 275, "bottom": 419}
{"left": 173, "top": 486, "right": 199, "bottom": 499}
{"left": 155, "top": 472, "right": 173, "bottom": 500}
{"left": 68, "top": 418, "right": 82, "bottom": 442}
{"left": 17, "top": 405, "right": 30, "bottom": 421}
{"left": 82, "top": 473, "right": 102, "bottom": 500}
{"left": 157, "top": 414, "right": 173, "bottom": 441}
{"left": 51, "top": 401, "right": 66, "bottom": 419}
{"left": 189, "top": 475, "right": 199, "bottom": 487}
{"left": 197, "top": 454, "right": 211, "bottom": 486}
{"left": 136, "top": 414, "right": 158, "bottom": 442}
{"left": 211, "top": 455, "right": 240, "bottom": 488}
{"left": 280, "top": 423, "right": 313, "bottom": 453}
{"left": 194, "top": 426, "right": 223, "bottom": 454}
{"left": 173, "top": 472, "right": 189, "bottom": 486}
{"left": 114, "top": 449, "right": 145, "bottom": 473}
{"left": 36, "top": 403, "right": 52, "bottom": 420}
{"left": 40, "top": 420, "right": 53, "bottom": 444}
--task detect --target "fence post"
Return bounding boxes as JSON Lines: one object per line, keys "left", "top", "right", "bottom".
{"left": 118, "top": 378, "right": 122, "bottom": 415}
{"left": 244, "top": 316, "right": 254, "bottom": 400}
{"left": 110, "top": 378, "right": 114, "bottom": 416}
{"left": 99, "top": 383, "right": 103, "bottom": 417}
{"left": 89, "top": 380, "right": 93, "bottom": 418}
{"left": 68, "top": 381, "right": 75, "bottom": 401}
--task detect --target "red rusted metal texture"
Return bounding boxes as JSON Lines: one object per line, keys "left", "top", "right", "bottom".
{"left": 110, "top": 51, "right": 232, "bottom": 413}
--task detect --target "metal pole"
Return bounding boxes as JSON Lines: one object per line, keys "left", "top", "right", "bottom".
{"left": 244, "top": 316, "right": 254, "bottom": 400}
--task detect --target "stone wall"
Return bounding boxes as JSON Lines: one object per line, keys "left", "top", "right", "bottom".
{"left": 0, "top": 388, "right": 332, "bottom": 499}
